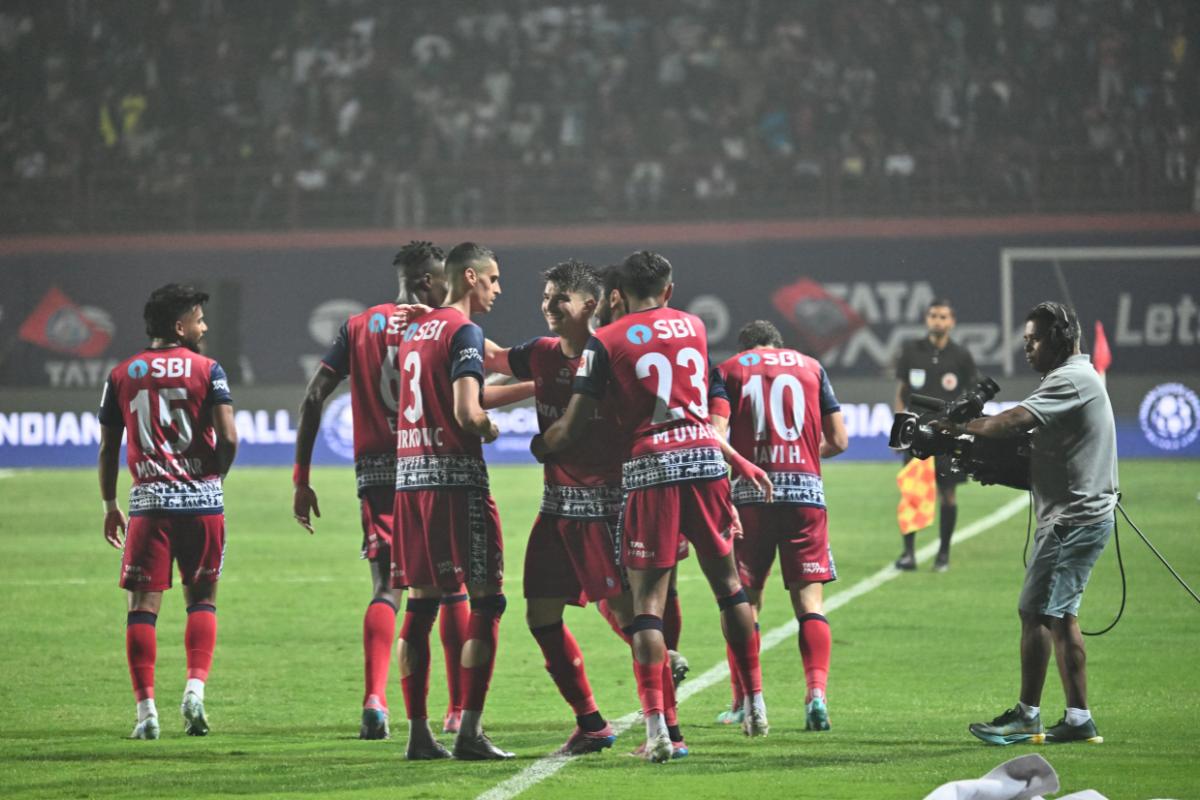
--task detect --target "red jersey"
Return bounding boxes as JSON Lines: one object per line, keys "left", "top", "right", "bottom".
{"left": 99, "top": 346, "right": 233, "bottom": 516}
{"left": 391, "top": 307, "right": 489, "bottom": 491}
{"left": 508, "top": 336, "right": 622, "bottom": 518}
{"left": 575, "top": 307, "right": 726, "bottom": 492}
{"left": 321, "top": 302, "right": 406, "bottom": 493}
{"left": 716, "top": 348, "right": 840, "bottom": 507}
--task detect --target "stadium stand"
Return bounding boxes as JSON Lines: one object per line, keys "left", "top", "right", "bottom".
{"left": 2, "top": 0, "right": 1197, "bottom": 232}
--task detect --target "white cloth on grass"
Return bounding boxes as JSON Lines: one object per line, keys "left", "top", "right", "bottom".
{"left": 922, "top": 754, "right": 1108, "bottom": 800}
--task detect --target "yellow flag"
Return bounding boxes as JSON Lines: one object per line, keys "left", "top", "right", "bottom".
{"left": 896, "top": 457, "right": 936, "bottom": 535}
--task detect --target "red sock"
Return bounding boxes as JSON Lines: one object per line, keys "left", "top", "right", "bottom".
{"left": 399, "top": 598, "right": 438, "bottom": 720}
{"left": 663, "top": 589, "right": 682, "bottom": 651}
{"left": 460, "top": 595, "right": 504, "bottom": 713}
{"left": 798, "top": 613, "right": 831, "bottom": 701}
{"left": 126, "top": 611, "right": 157, "bottom": 701}
{"left": 721, "top": 595, "right": 762, "bottom": 695}
{"left": 726, "top": 644, "right": 745, "bottom": 707}
{"left": 661, "top": 660, "right": 678, "bottom": 726}
{"left": 184, "top": 603, "right": 217, "bottom": 682}
{"left": 531, "top": 620, "right": 598, "bottom": 717}
{"left": 362, "top": 598, "right": 396, "bottom": 709}
{"left": 633, "top": 657, "right": 665, "bottom": 716}
{"left": 597, "top": 599, "right": 632, "bottom": 645}
{"left": 439, "top": 593, "right": 469, "bottom": 713}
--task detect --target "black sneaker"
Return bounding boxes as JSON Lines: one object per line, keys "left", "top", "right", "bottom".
{"left": 968, "top": 706, "right": 1043, "bottom": 745}
{"left": 453, "top": 730, "right": 515, "bottom": 760}
{"left": 1044, "top": 716, "right": 1103, "bottom": 744}
{"left": 932, "top": 553, "right": 950, "bottom": 572}
{"left": 894, "top": 553, "right": 917, "bottom": 571}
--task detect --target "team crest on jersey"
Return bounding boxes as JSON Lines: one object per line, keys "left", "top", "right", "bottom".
{"left": 941, "top": 372, "right": 958, "bottom": 392}
{"left": 627, "top": 324, "right": 653, "bottom": 345}
{"left": 368, "top": 313, "right": 388, "bottom": 333}
{"left": 127, "top": 359, "right": 149, "bottom": 378}
{"left": 738, "top": 352, "right": 761, "bottom": 367}
{"left": 908, "top": 368, "right": 926, "bottom": 389}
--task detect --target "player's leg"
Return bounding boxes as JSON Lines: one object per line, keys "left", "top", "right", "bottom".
{"left": 126, "top": 589, "right": 163, "bottom": 740}
{"left": 451, "top": 491, "right": 512, "bottom": 760}
{"left": 625, "top": 565, "right": 674, "bottom": 762}
{"left": 663, "top": 569, "right": 688, "bottom": 686}
{"left": 437, "top": 587, "right": 469, "bottom": 733}
{"left": 790, "top": 582, "right": 832, "bottom": 730}
{"left": 173, "top": 513, "right": 224, "bottom": 737}
{"left": 360, "top": 557, "right": 398, "bottom": 740}
{"left": 778, "top": 505, "right": 835, "bottom": 730}
{"left": 895, "top": 455, "right": 918, "bottom": 570}
{"left": 399, "top": 584, "right": 445, "bottom": 758}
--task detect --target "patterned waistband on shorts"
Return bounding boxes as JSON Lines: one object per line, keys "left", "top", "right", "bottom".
{"left": 540, "top": 483, "right": 623, "bottom": 518}
{"left": 621, "top": 446, "right": 727, "bottom": 491}
{"left": 733, "top": 470, "right": 825, "bottom": 506}
{"left": 395, "top": 454, "right": 489, "bottom": 491}
{"left": 129, "top": 479, "right": 224, "bottom": 515}
{"left": 355, "top": 454, "right": 396, "bottom": 492}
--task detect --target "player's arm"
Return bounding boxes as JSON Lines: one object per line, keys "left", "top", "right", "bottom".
{"left": 819, "top": 411, "right": 849, "bottom": 458}
{"left": 482, "top": 380, "right": 535, "bottom": 409}
{"left": 213, "top": 403, "right": 238, "bottom": 476}
{"left": 709, "top": 361, "right": 731, "bottom": 436}
{"left": 483, "top": 339, "right": 512, "bottom": 376}
{"left": 292, "top": 367, "right": 343, "bottom": 532}
{"left": 454, "top": 375, "right": 499, "bottom": 442}
{"left": 715, "top": 435, "right": 773, "bottom": 502}
{"left": 532, "top": 391, "right": 597, "bottom": 459}
{"left": 98, "top": 424, "right": 127, "bottom": 550}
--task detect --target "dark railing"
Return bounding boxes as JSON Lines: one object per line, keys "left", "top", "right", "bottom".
{"left": 1, "top": 148, "right": 1194, "bottom": 235}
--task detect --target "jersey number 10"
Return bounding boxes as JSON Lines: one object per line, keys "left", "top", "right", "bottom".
{"left": 743, "top": 373, "right": 806, "bottom": 442}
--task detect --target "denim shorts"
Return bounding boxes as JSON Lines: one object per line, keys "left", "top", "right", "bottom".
{"left": 1018, "top": 514, "right": 1114, "bottom": 618}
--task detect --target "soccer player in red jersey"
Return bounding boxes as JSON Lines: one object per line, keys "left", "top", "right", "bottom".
{"left": 714, "top": 320, "right": 848, "bottom": 731}
{"left": 98, "top": 284, "right": 238, "bottom": 740}
{"left": 534, "top": 252, "right": 773, "bottom": 761}
{"left": 392, "top": 242, "right": 514, "bottom": 761}
{"left": 293, "top": 242, "right": 480, "bottom": 740}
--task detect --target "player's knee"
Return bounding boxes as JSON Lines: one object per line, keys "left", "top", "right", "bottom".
{"left": 717, "top": 587, "right": 750, "bottom": 612}
{"left": 470, "top": 593, "right": 507, "bottom": 619}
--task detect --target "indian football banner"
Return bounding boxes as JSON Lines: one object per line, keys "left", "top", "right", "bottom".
{"left": 896, "top": 457, "right": 936, "bottom": 534}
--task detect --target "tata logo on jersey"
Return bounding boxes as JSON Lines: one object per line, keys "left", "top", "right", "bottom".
{"left": 739, "top": 353, "right": 761, "bottom": 367}
{"left": 627, "top": 325, "right": 653, "bottom": 345}
{"left": 129, "top": 357, "right": 193, "bottom": 379}
{"left": 368, "top": 313, "right": 388, "bottom": 333}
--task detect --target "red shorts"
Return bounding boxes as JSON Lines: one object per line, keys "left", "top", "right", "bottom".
{"left": 120, "top": 513, "right": 226, "bottom": 592}
{"left": 392, "top": 488, "right": 503, "bottom": 591}
{"left": 621, "top": 478, "right": 735, "bottom": 570}
{"left": 735, "top": 504, "right": 836, "bottom": 590}
{"left": 523, "top": 514, "right": 626, "bottom": 606}
{"left": 359, "top": 486, "right": 395, "bottom": 565}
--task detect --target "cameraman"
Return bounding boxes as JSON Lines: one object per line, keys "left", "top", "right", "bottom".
{"left": 942, "top": 302, "right": 1118, "bottom": 746}
{"left": 893, "top": 298, "right": 978, "bottom": 571}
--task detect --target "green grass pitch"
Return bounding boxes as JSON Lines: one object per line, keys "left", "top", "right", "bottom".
{"left": 0, "top": 461, "right": 1196, "bottom": 799}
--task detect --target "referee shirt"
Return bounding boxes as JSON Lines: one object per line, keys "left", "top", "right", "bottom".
{"left": 895, "top": 337, "right": 979, "bottom": 408}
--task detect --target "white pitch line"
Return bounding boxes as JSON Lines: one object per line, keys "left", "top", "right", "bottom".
{"left": 476, "top": 494, "right": 1028, "bottom": 800}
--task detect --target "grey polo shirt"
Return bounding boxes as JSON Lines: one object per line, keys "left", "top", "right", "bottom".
{"left": 1020, "top": 354, "right": 1119, "bottom": 526}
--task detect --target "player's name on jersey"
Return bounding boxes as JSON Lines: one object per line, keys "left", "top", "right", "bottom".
{"left": 649, "top": 421, "right": 721, "bottom": 446}
{"left": 134, "top": 455, "right": 208, "bottom": 480}
{"left": 397, "top": 426, "right": 446, "bottom": 449}
{"left": 752, "top": 444, "right": 809, "bottom": 466}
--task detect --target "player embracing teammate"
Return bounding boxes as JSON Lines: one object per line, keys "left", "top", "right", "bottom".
{"left": 535, "top": 251, "right": 773, "bottom": 762}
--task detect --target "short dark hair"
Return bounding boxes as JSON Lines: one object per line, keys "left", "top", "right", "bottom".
{"left": 738, "top": 320, "right": 784, "bottom": 350}
{"left": 393, "top": 240, "right": 445, "bottom": 281}
{"left": 598, "top": 264, "right": 622, "bottom": 297}
{"left": 144, "top": 284, "right": 209, "bottom": 339}
{"left": 618, "top": 250, "right": 672, "bottom": 300}
{"left": 928, "top": 298, "right": 954, "bottom": 313}
{"left": 445, "top": 241, "right": 496, "bottom": 282}
{"left": 1026, "top": 301, "right": 1080, "bottom": 353}
{"left": 542, "top": 259, "right": 601, "bottom": 301}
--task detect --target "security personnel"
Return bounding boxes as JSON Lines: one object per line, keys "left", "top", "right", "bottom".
{"left": 892, "top": 298, "right": 978, "bottom": 571}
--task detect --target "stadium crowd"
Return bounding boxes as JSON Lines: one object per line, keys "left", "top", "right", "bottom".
{"left": 3, "top": 0, "right": 1198, "bottom": 229}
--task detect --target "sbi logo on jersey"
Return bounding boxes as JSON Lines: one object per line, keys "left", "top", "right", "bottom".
{"left": 402, "top": 323, "right": 419, "bottom": 342}
{"left": 320, "top": 393, "right": 356, "bottom": 460}
{"left": 127, "top": 359, "right": 149, "bottom": 378}
{"left": 738, "top": 353, "right": 761, "bottom": 367}
{"left": 1139, "top": 383, "right": 1200, "bottom": 451}
{"left": 368, "top": 313, "right": 388, "bottom": 333}
{"left": 627, "top": 324, "right": 653, "bottom": 345}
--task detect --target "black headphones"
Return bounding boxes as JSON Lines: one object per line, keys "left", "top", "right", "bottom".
{"left": 1034, "top": 301, "right": 1080, "bottom": 354}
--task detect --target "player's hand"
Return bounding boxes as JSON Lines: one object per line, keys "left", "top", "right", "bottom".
{"left": 394, "top": 303, "right": 433, "bottom": 325}
{"left": 730, "top": 452, "right": 773, "bottom": 503}
{"left": 730, "top": 505, "right": 744, "bottom": 540}
{"left": 103, "top": 508, "right": 127, "bottom": 549}
{"left": 293, "top": 484, "right": 321, "bottom": 534}
{"left": 481, "top": 418, "right": 500, "bottom": 444}
{"left": 530, "top": 434, "right": 548, "bottom": 463}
